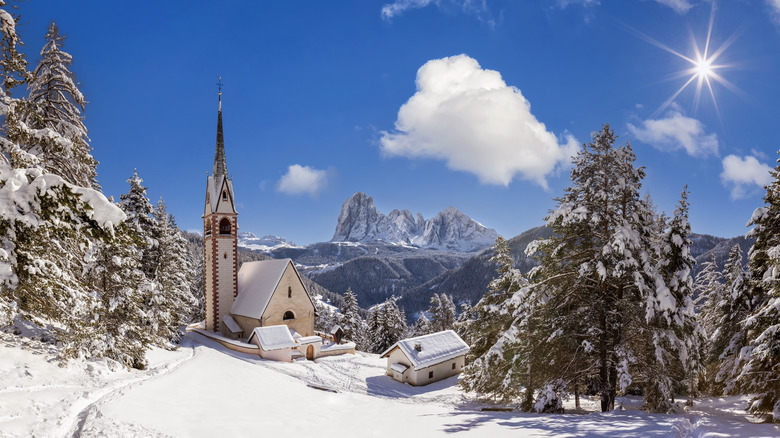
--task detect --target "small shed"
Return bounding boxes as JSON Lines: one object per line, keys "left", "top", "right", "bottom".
{"left": 222, "top": 315, "right": 243, "bottom": 340}
{"left": 330, "top": 325, "right": 344, "bottom": 344}
{"left": 379, "top": 330, "right": 469, "bottom": 386}
{"left": 248, "top": 326, "right": 298, "bottom": 362}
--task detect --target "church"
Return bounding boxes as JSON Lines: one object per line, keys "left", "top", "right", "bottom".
{"left": 200, "top": 86, "right": 352, "bottom": 361}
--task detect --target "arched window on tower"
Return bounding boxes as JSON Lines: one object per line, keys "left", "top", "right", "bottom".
{"left": 283, "top": 311, "right": 295, "bottom": 321}
{"left": 288, "top": 286, "right": 292, "bottom": 298}
{"left": 219, "top": 218, "right": 231, "bottom": 235}
{"left": 222, "top": 191, "right": 227, "bottom": 201}
{"left": 205, "top": 219, "right": 212, "bottom": 237}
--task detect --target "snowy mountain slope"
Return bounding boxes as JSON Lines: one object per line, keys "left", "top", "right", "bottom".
{"left": 237, "top": 232, "right": 302, "bottom": 253}
{"left": 332, "top": 192, "right": 497, "bottom": 252}
{"left": 2, "top": 329, "right": 777, "bottom": 437}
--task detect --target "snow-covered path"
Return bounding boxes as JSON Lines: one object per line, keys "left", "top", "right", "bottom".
{"left": 2, "top": 331, "right": 779, "bottom": 437}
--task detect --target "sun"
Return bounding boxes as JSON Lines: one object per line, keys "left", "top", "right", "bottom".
{"left": 694, "top": 57, "right": 713, "bottom": 79}
{"left": 629, "top": 1, "right": 740, "bottom": 117}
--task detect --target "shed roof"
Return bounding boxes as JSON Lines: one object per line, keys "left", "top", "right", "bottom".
{"left": 222, "top": 315, "right": 243, "bottom": 334}
{"left": 230, "top": 259, "right": 313, "bottom": 320}
{"left": 248, "top": 325, "right": 298, "bottom": 351}
{"left": 380, "top": 330, "right": 469, "bottom": 371}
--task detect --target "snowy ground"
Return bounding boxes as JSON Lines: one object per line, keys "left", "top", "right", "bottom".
{"left": 1, "top": 330, "right": 778, "bottom": 438}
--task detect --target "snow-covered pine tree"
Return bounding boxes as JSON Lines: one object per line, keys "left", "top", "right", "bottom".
{"left": 735, "top": 152, "right": 780, "bottom": 421}
{"left": 648, "top": 187, "right": 701, "bottom": 409}
{"left": 119, "top": 170, "right": 159, "bottom": 278}
{"left": 150, "top": 198, "right": 197, "bottom": 345}
{"left": 0, "top": 4, "right": 124, "bottom": 358}
{"left": 370, "top": 297, "right": 407, "bottom": 354}
{"left": 81, "top": 222, "right": 151, "bottom": 368}
{"left": 524, "top": 125, "right": 667, "bottom": 412}
{"left": 411, "top": 312, "right": 432, "bottom": 336}
{"left": 24, "top": 22, "right": 98, "bottom": 189}
{"left": 693, "top": 254, "right": 725, "bottom": 394}
{"left": 459, "top": 235, "right": 529, "bottom": 402}
{"left": 426, "top": 293, "right": 456, "bottom": 333}
{"left": 713, "top": 244, "right": 753, "bottom": 395}
{"left": 339, "top": 287, "right": 365, "bottom": 344}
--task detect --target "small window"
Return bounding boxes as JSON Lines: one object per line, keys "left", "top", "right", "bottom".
{"left": 428, "top": 371, "right": 434, "bottom": 379}
{"left": 288, "top": 286, "right": 292, "bottom": 298}
{"left": 223, "top": 253, "right": 227, "bottom": 259}
{"left": 452, "top": 363, "right": 456, "bottom": 370}
{"left": 219, "top": 218, "right": 231, "bottom": 235}
{"left": 283, "top": 311, "right": 295, "bottom": 320}
{"left": 222, "top": 191, "right": 227, "bottom": 201}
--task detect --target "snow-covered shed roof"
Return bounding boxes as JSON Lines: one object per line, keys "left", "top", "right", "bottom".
{"left": 298, "top": 336, "right": 322, "bottom": 344}
{"left": 248, "top": 326, "right": 298, "bottom": 351}
{"left": 330, "top": 325, "right": 343, "bottom": 335}
{"left": 230, "top": 259, "right": 312, "bottom": 320}
{"left": 222, "top": 315, "right": 242, "bottom": 334}
{"left": 380, "top": 330, "right": 469, "bottom": 371}
{"left": 390, "top": 363, "right": 409, "bottom": 374}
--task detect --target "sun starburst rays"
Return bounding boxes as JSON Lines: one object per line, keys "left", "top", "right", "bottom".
{"left": 627, "top": 2, "right": 741, "bottom": 119}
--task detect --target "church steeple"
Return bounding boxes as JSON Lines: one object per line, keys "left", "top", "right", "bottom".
{"left": 204, "top": 76, "right": 238, "bottom": 335}
{"left": 213, "top": 78, "right": 227, "bottom": 178}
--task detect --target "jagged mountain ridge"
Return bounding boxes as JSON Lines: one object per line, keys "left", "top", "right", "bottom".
{"left": 332, "top": 192, "right": 498, "bottom": 252}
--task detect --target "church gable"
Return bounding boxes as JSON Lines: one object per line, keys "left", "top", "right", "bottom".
{"left": 231, "top": 259, "right": 315, "bottom": 337}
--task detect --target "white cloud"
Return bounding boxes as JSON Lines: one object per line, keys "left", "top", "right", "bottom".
{"left": 652, "top": 0, "right": 694, "bottom": 14}
{"left": 720, "top": 155, "right": 773, "bottom": 200}
{"left": 276, "top": 164, "right": 329, "bottom": 198}
{"left": 380, "top": 54, "right": 577, "bottom": 187}
{"left": 381, "top": 0, "right": 491, "bottom": 23}
{"left": 768, "top": 0, "right": 780, "bottom": 25}
{"left": 554, "top": 0, "right": 600, "bottom": 8}
{"left": 627, "top": 108, "right": 718, "bottom": 157}
{"left": 382, "top": 0, "right": 436, "bottom": 19}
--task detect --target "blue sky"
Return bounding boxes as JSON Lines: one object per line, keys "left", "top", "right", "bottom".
{"left": 17, "top": 0, "right": 780, "bottom": 244}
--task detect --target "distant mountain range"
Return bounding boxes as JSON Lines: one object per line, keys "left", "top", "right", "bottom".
{"left": 332, "top": 192, "right": 498, "bottom": 252}
{"left": 235, "top": 192, "right": 754, "bottom": 321}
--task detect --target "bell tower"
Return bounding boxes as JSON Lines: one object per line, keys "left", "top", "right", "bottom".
{"left": 204, "top": 80, "right": 238, "bottom": 334}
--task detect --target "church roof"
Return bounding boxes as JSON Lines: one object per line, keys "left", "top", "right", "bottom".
{"left": 379, "top": 330, "right": 469, "bottom": 371}
{"left": 231, "top": 259, "right": 312, "bottom": 320}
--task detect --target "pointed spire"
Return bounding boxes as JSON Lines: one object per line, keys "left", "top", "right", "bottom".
{"left": 213, "top": 77, "right": 227, "bottom": 178}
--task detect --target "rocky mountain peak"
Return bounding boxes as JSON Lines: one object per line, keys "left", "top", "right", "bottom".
{"left": 330, "top": 192, "right": 497, "bottom": 252}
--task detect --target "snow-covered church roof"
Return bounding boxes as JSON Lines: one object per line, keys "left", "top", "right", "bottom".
{"left": 231, "top": 259, "right": 311, "bottom": 320}
{"left": 380, "top": 330, "right": 469, "bottom": 371}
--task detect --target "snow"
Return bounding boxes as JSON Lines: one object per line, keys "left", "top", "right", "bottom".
{"left": 1, "top": 330, "right": 779, "bottom": 437}
{"left": 248, "top": 326, "right": 298, "bottom": 351}
{"left": 380, "top": 330, "right": 469, "bottom": 371}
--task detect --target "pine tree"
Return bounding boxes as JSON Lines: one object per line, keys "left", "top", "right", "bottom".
{"left": 119, "top": 170, "right": 158, "bottom": 278}
{"left": 411, "top": 313, "right": 432, "bottom": 336}
{"left": 25, "top": 22, "right": 97, "bottom": 189}
{"left": 522, "top": 125, "right": 671, "bottom": 412}
{"left": 712, "top": 244, "right": 753, "bottom": 395}
{"left": 339, "top": 287, "right": 365, "bottom": 344}
{"left": 149, "top": 198, "right": 197, "bottom": 345}
{"left": 459, "top": 236, "right": 529, "bottom": 402}
{"left": 648, "top": 187, "right": 701, "bottom": 409}
{"left": 80, "top": 223, "right": 150, "bottom": 368}
{"left": 735, "top": 152, "right": 780, "bottom": 421}
{"left": 370, "top": 297, "right": 407, "bottom": 353}
{"left": 693, "top": 254, "right": 725, "bottom": 394}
